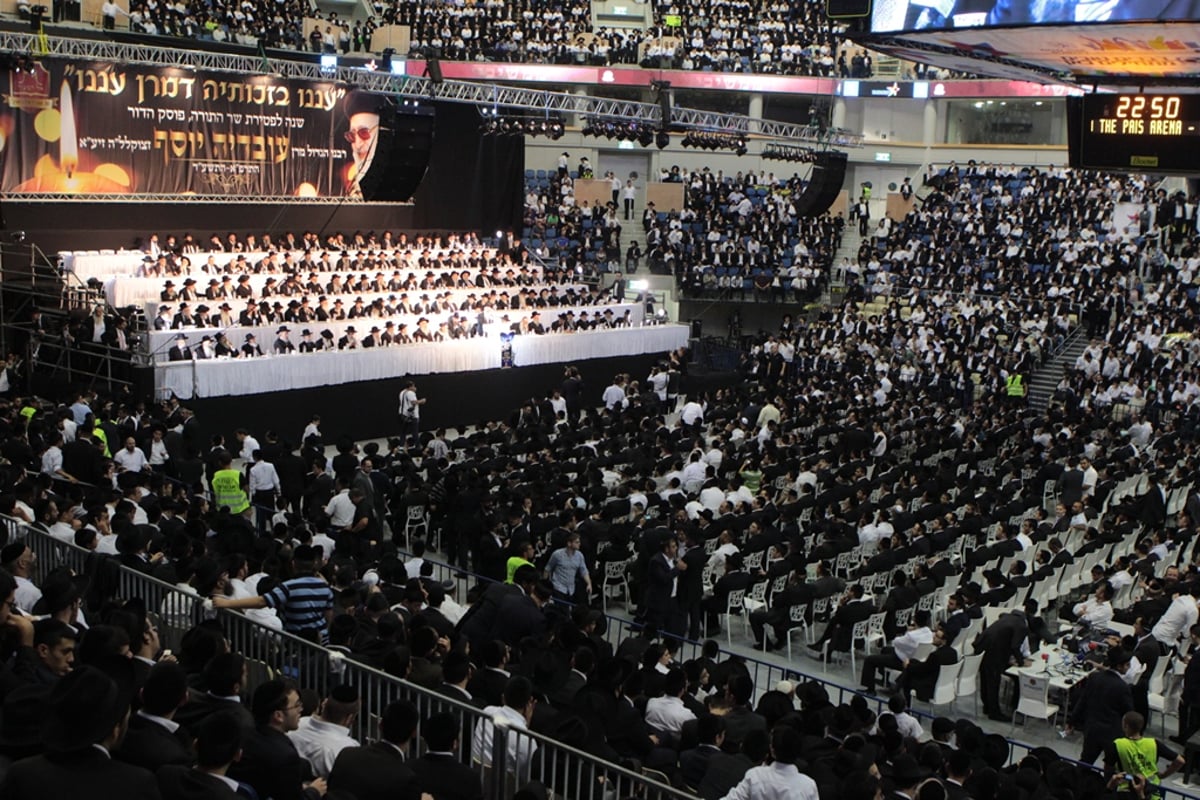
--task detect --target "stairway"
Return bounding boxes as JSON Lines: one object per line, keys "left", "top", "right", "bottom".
{"left": 1026, "top": 327, "right": 1089, "bottom": 410}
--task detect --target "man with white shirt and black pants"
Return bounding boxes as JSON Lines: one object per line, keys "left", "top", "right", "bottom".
{"left": 644, "top": 667, "right": 696, "bottom": 741}
{"left": 1153, "top": 586, "right": 1199, "bottom": 652}
{"left": 860, "top": 609, "right": 935, "bottom": 694}
{"left": 722, "top": 726, "right": 817, "bottom": 800}
{"left": 247, "top": 449, "right": 281, "bottom": 535}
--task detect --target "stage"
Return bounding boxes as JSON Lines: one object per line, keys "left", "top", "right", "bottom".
{"left": 169, "top": 332, "right": 714, "bottom": 446}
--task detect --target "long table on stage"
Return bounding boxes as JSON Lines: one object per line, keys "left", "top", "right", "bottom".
{"left": 153, "top": 324, "right": 690, "bottom": 399}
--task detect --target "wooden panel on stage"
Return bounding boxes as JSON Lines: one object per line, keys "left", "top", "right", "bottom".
{"left": 886, "top": 192, "right": 915, "bottom": 220}
{"left": 573, "top": 179, "right": 614, "bottom": 210}
{"left": 830, "top": 189, "right": 849, "bottom": 219}
{"left": 82, "top": 0, "right": 127, "bottom": 25}
{"left": 646, "top": 182, "right": 685, "bottom": 213}
{"left": 369, "top": 24, "right": 411, "bottom": 55}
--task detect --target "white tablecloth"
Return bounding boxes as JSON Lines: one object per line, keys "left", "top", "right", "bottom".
{"left": 147, "top": 302, "right": 642, "bottom": 358}
{"left": 510, "top": 324, "right": 689, "bottom": 365}
{"left": 154, "top": 323, "right": 689, "bottom": 399}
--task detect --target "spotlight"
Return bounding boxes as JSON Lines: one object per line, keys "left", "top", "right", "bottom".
{"left": 637, "top": 127, "right": 654, "bottom": 147}
{"left": 655, "top": 131, "right": 670, "bottom": 149}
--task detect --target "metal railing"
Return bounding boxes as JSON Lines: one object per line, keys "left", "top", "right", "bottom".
{"left": 11, "top": 518, "right": 690, "bottom": 800}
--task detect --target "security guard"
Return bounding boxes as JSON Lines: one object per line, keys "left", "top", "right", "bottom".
{"left": 210, "top": 452, "right": 250, "bottom": 516}
{"left": 1005, "top": 371, "right": 1025, "bottom": 405}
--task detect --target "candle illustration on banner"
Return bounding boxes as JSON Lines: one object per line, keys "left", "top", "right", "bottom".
{"left": 12, "top": 77, "right": 132, "bottom": 194}
{"left": 59, "top": 79, "right": 77, "bottom": 180}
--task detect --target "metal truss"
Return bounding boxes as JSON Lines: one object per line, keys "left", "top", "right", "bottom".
{"left": 1, "top": 31, "right": 865, "bottom": 147}
{"left": 8, "top": 192, "right": 386, "bottom": 204}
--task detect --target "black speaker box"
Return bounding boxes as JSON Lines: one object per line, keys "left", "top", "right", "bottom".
{"left": 794, "top": 151, "right": 848, "bottom": 217}
{"left": 357, "top": 107, "right": 436, "bottom": 202}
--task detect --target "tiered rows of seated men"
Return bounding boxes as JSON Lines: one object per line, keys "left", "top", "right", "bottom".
{"left": 606, "top": 168, "right": 842, "bottom": 300}
{"left": 75, "top": 233, "right": 642, "bottom": 363}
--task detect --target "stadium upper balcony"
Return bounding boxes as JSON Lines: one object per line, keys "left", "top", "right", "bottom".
{"left": 2, "top": 0, "right": 1006, "bottom": 83}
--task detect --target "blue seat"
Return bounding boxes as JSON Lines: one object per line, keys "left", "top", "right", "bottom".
{"left": 525, "top": 169, "right": 535, "bottom": 179}
{"left": 536, "top": 169, "right": 547, "bottom": 180}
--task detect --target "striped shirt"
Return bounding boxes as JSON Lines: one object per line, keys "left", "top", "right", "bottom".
{"left": 263, "top": 575, "right": 333, "bottom": 637}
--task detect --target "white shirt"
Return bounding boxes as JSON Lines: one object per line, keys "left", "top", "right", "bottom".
{"left": 287, "top": 716, "right": 358, "bottom": 778}
{"left": 1072, "top": 599, "right": 1114, "bottom": 628}
{"left": 113, "top": 446, "right": 147, "bottom": 473}
{"left": 722, "top": 762, "right": 819, "bottom": 800}
{"left": 147, "top": 439, "right": 170, "bottom": 466}
{"left": 602, "top": 384, "right": 627, "bottom": 411}
{"left": 892, "top": 626, "right": 934, "bottom": 662}
{"left": 41, "top": 445, "right": 64, "bottom": 477}
{"left": 471, "top": 705, "right": 537, "bottom": 782}
{"left": 248, "top": 460, "right": 281, "bottom": 494}
{"left": 644, "top": 695, "right": 696, "bottom": 735}
{"left": 13, "top": 576, "right": 41, "bottom": 613}
{"left": 1153, "top": 593, "right": 1199, "bottom": 646}
{"left": 681, "top": 401, "right": 705, "bottom": 426}
{"left": 325, "top": 490, "right": 356, "bottom": 528}
{"left": 238, "top": 435, "right": 261, "bottom": 462}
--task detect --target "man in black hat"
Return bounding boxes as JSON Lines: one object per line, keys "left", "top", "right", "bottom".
{"left": 241, "top": 334, "right": 263, "bottom": 358}
{"left": 337, "top": 326, "right": 359, "bottom": 350}
{"left": 274, "top": 327, "right": 295, "bottom": 355}
{"left": 341, "top": 91, "right": 382, "bottom": 199}
{"left": 167, "top": 334, "right": 192, "bottom": 362}
{"left": 0, "top": 663, "right": 157, "bottom": 800}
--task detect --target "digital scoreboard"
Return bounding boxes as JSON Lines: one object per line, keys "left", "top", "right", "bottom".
{"left": 1075, "top": 94, "right": 1200, "bottom": 172}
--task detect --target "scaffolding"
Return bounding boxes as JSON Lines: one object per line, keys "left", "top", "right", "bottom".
{"left": 0, "top": 30, "right": 865, "bottom": 148}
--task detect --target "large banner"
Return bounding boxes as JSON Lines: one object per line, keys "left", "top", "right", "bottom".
{"left": 1, "top": 58, "right": 398, "bottom": 198}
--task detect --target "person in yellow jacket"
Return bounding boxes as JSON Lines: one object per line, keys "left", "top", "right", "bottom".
{"left": 210, "top": 452, "right": 251, "bottom": 516}
{"left": 1005, "top": 371, "right": 1026, "bottom": 406}
{"left": 1109, "top": 711, "right": 1183, "bottom": 790}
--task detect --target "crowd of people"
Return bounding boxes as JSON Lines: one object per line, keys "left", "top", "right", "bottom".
{"left": 0, "top": 164, "right": 1198, "bottom": 800}
{"left": 114, "top": 0, "right": 878, "bottom": 78}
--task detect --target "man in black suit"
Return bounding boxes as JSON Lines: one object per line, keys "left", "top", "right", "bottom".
{"left": 167, "top": 334, "right": 192, "bottom": 362}
{"left": 456, "top": 570, "right": 525, "bottom": 652}
{"left": 643, "top": 533, "right": 686, "bottom": 637}
{"left": 409, "top": 711, "right": 484, "bottom": 800}
{"left": 157, "top": 711, "right": 252, "bottom": 800}
{"left": 702, "top": 553, "right": 754, "bottom": 636}
{"left": 974, "top": 607, "right": 1030, "bottom": 721}
{"left": 698, "top": 727, "right": 768, "bottom": 800}
{"left": 678, "top": 714, "right": 725, "bottom": 789}
{"left": 895, "top": 623, "right": 959, "bottom": 705}
{"left": 944, "top": 749, "right": 973, "bottom": 800}
{"left": 492, "top": 578, "right": 551, "bottom": 648}
{"left": 466, "top": 640, "right": 511, "bottom": 708}
{"left": 117, "top": 661, "right": 194, "bottom": 772}
{"left": 229, "top": 679, "right": 324, "bottom": 800}
{"left": 678, "top": 528, "right": 708, "bottom": 640}
{"left": 809, "top": 584, "right": 874, "bottom": 656}
{"left": 175, "top": 653, "right": 255, "bottom": 733}
{"left": 720, "top": 675, "right": 767, "bottom": 753}
{"left": 1068, "top": 647, "right": 1135, "bottom": 764}
{"left": 327, "top": 700, "right": 418, "bottom": 800}
{"left": 0, "top": 664, "right": 160, "bottom": 800}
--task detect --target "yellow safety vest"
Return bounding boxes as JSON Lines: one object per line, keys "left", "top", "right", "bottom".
{"left": 212, "top": 468, "right": 249, "bottom": 514}
{"left": 1006, "top": 374, "right": 1025, "bottom": 397}
{"left": 1113, "top": 736, "right": 1160, "bottom": 785}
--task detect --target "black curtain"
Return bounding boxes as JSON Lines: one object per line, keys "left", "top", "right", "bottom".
{"left": 412, "top": 102, "right": 524, "bottom": 236}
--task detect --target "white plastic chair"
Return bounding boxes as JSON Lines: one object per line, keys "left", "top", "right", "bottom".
{"left": 403, "top": 504, "right": 428, "bottom": 550}
{"left": 716, "top": 589, "right": 745, "bottom": 646}
{"left": 955, "top": 653, "right": 984, "bottom": 715}
{"left": 1147, "top": 655, "right": 1174, "bottom": 735}
{"left": 602, "top": 559, "right": 631, "bottom": 613}
{"left": 786, "top": 604, "right": 810, "bottom": 659}
{"left": 1012, "top": 673, "right": 1060, "bottom": 733}
{"left": 928, "top": 660, "right": 962, "bottom": 710}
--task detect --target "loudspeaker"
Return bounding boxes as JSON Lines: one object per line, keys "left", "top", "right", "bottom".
{"left": 357, "top": 107, "right": 436, "bottom": 202}
{"left": 793, "top": 151, "right": 847, "bottom": 217}
{"left": 425, "top": 57, "right": 444, "bottom": 84}
{"left": 826, "top": 0, "right": 871, "bottom": 17}
{"left": 690, "top": 319, "right": 702, "bottom": 339}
